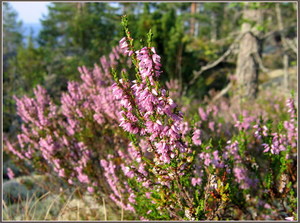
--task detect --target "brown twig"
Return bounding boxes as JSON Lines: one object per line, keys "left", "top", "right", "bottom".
{"left": 284, "top": 38, "right": 297, "bottom": 54}
{"left": 188, "top": 33, "right": 245, "bottom": 87}
{"left": 165, "top": 206, "right": 184, "bottom": 220}
{"left": 174, "top": 170, "right": 194, "bottom": 210}
{"left": 251, "top": 52, "right": 270, "bottom": 73}
{"left": 211, "top": 82, "right": 233, "bottom": 103}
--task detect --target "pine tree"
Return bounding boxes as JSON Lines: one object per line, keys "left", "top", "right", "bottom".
{"left": 3, "top": 2, "right": 24, "bottom": 134}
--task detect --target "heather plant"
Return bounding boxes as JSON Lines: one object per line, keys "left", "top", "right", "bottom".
{"left": 4, "top": 15, "right": 297, "bottom": 221}
{"left": 5, "top": 46, "right": 131, "bottom": 198}
{"left": 165, "top": 79, "right": 182, "bottom": 100}
{"left": 99, "top": 16, "right": 297, "bottom": 220}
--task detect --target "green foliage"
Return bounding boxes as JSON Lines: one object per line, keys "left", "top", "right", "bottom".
{"left": 3, "top": 175, "right": 48, "bottom": 204}
{"left": 4, "top": 2, "right": 297, "bottom": 134}
{"left": 3, "top": 3, "right": 298, "bottom": 220}
{"left": 38, "top": 3, "right": 120, "bottom": 79}
{"left": 3, "top": 2, "right": 24, "bottom": 134}
{"left": 3, "top": 2, "right": 23, "bottom": 55}
{"left": 14, "top": 36, "right": 47, "bottom": 91}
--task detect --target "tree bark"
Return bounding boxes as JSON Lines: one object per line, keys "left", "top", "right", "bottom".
{"left": 190, "top": 2, "right": 197, "bottom": 36}
{"left": 194, "top": 4, "right": 200, "bottom": 37}
{"left": 276, "top": 3, "right": 289, "bottom": 92}
{"left": 235, "top": 6, "right": 263, "bottom": 99}
{"left": 211, "top": 12, "right": 217, "bottom": 42}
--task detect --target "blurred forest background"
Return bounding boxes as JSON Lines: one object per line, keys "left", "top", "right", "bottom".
{"left": 3, "top": 2, "right": 297, "bottom": 219}
{"left": 3, "top": 2, "right": 297, "bottom": 137}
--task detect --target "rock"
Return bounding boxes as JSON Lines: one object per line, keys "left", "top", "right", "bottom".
{"left": 3, "top": 175, "right": 48, "bottom": 204}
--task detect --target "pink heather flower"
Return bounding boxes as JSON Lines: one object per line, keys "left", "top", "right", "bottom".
{"left": 179, "top": 122, "right": 190, "bottom": 136}
{"left": 135, "top": 46, "right": 162, "bottom": 81}
{"left": 204, "top": 153, "right": 211, "bottom": 166}
{"left": 145, "top": 192, "right": 151, "bottom": 199}
{"left": 75, "top": 166, "right": 90, "bottom": 184}
{"left": 119, "top": 37, "right": 127, "bottom": 45}
{"left": 198, "top": 107, "right": 208, "bottom": 121}
{"left": 110, "top": 42, "right": 195, "bottom": 210}
{"left": 17, "top": 134, "right": 29, "bottom": 148}
{"left": 211, "top": 150, "right": 223, "bottom": 168}
{"left": 283, "top": 98, "right": 298, "bottom": 147}
{"left": 208, "top": 121, "right": 215, "bottom": 131}
{"left": 224, "top": 140, "right": 241, "bottom": 161}
{"left": 192, "top": 129, "right": 202, "bottom": 146}
{"left": 233, "top": 167, "right": 245, "bottom": 180}
{"left": 166, "top": 79, "right": 181, "bottom": 99}
{"left": 58, "top": 169, "right": 65, "bottom": 177}
{"left": 128, "top": 143, "right": 142, "bottom": 161}
{"left": 6, "top": 140, "right": 25, "bottom": 159}
{"left": 138, "top": 163, "right": 148, "bottom": 176}
{"left": 87, "top": 187, "right": 94, "bottom": 193}
{"left": 147, "top": 210, "right": 152, "bottom": 215}
{"left": 126, "top": 203, "right": 135, "bottom": 213}
{"left": 234, "top": 112, "right": 256, "bottom": 131}
{"left": 119, "top": 37, "right": 128, "bottom": 50}
{"left": 286, "top": 98, "right": 296, "bottom": 118}
{"left": 34, "top": 85, "right": 50, "bottom": 106}
{"left": 123, "top": 166, "right": 135, "bottom": 178}
{"left": 262, "top": 126, "right": 268, "bottom": 136}
{"left": 142, "top": 181, "right": 150, "bottom": 188}
{"left": 7, "top": 45, "right": 128, "bottom": 210}
{"left": 7, "top": 168, "right": 14, "bottom": 179}
{"left": 191, "top": 177, "right": 201, "bottom": 186}
{"left": 264, "top": 203, "right": 271, "bottom": 209}
{"left": 128, "top": 193, "right": 136, "bottom": 204}
{"left": 78, "top": 174, "right": 89, "bottom": 184}
{"left": 100, "top": 159, "right": 108, "bottom": 168}
{"left": 119, "top": 37, "right": 133, "bottom": 56}
{"left": 233, "top": 166, "right": 257, "bottom": 189}
{"left": 285, "top": 217, "right": 294, "bottom": 221}
{"left": 253, "top": 122, "right": 267, "bottom": 139}
{"left": 262, "top": 143, "right": 270, "bottom": 153}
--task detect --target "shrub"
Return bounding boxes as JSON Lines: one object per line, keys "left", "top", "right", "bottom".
{"left": 5, "top": 45, "right": 130, "bottom": 198}
{"left": 99, "top": 16, "right": 297, "bottom": 220}
{"left": 5, "top": 16, "right": 297, "bottom": 221}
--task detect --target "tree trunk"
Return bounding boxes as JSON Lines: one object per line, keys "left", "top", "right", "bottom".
{"left": 283, "top": 54, "right": 289, "bottom": 90}
{"left": 194, "top": 4, "right": 200, "bottom": 37}
{"left": 190, "top": 2, "right": 197, "bottom": 36}
{"left": 211, "top": 12, "right": 217, "bottom": 42}
{"left": 176, "top": 42, "right": 183, "bottom": 95}
{"left": 236, "top": 7, "right": 263, "bottom": 100}
{"left": 276, "top": 3, "right": 289, "bottom": 92}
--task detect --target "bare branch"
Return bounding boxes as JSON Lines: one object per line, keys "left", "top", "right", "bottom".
{"left": 189, "top": 33, "right": 245, "bottom": 86}
{"left": 211, "top": 82, "right": 232, "bottom": 103}
{"left": 252, "top": 52, "right": 270, "bottom": 73}
{"left": 284, "top": 38, "right": 297, "bottom": 55}
{"left": 262, "top": 24, "right": 296, "bottom": 40}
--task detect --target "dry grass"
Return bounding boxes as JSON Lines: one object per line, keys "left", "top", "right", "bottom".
{"left": 3, "top": 186, "right": 133, "bottom": 221}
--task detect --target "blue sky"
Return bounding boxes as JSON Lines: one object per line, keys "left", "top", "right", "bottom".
{"left": 9, "top": 1, "right": 50, "bottom": 24}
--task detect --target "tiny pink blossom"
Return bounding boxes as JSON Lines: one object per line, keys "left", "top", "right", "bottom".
{"left": 145, "top": 192, "right": 151, "bottom": 199}
{"left": 87, "top": 187, "right": 94, "bottom": 193}
{"left": 191, "top": 177, "right": 201, "bottom": 186}
{"left": 285, "top": 217, "right": 294, "bottom": 221}
{"left": 7, "top": 168, "right": 14, "bottom": 179}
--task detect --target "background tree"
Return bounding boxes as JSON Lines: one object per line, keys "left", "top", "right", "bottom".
{"left": 3, "top": 3, "right": 297, "bottom": 219}
{"left": 235, "top": 3, "right": 263, "bottom": 100}
{"left": 3, "top": 2, "right": 24, "bottom": 134}
{"left": 38, "top": 2, "right": 120, "bottom": 92}
{"left": 3, "top": 2, "right": 297, "bottom": 134}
